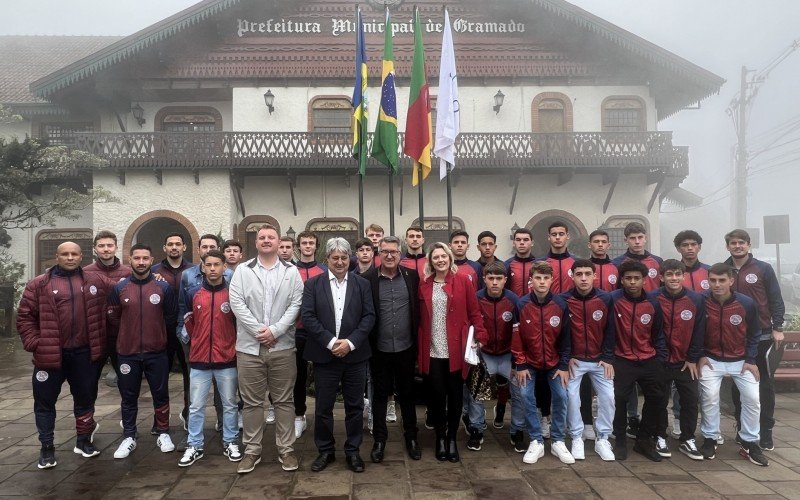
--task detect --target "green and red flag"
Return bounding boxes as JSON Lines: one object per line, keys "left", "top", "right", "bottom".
{"left": 404, "top": 7, "right": 432, "bottom": 186}
{"left": 352, "top": 7, "right": 369, "bottom": 176}
{"left": 370, "top": 7, "right": 398, "bottom": 173}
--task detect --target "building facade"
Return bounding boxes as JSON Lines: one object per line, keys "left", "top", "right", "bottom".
{"left": 0, "top": 0, "right": 723, "bottom": 278}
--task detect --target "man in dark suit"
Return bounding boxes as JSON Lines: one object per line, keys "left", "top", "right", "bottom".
{"left": 301, "top": 237, "right": 376, "bottom": 473}
{"left": 361, "top": 235, "right": 421, "bottom": 462}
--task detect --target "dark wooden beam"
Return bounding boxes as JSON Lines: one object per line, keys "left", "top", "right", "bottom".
{"left": 647, "top": 178, "right": 665, "bottom": 213}
{"left": 602, "top": 171, "right": 620, "bottom": 214}
{"left": 154, "top": 169, "right": 162, "bottom": 185}
{"left": 557, "top": 168, "right": 574, "bottom": 186}
{"left": 288, "top": 173, "right": 297, "bottom": 217}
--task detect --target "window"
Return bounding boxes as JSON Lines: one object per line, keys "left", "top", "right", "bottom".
{"left": 602, "top": 97, "right": 645, "bottom": 132}
{"left": 532, "top": 93, "right": 573, "bottom": 133}
{"left": 36, "top": 229, "right": 93, "bottom": 274}
{"left": 600, "top": 216, "right": 650, "bottom": 259}
{"left": 154, "top": 106, "right": 223, "bottom": 156}
{"left": 306, "top": 218, "right": 359, "bottom": 262}
{"left": 40, "top": 122, "right": 95, "bottom": 146}
{"left": 309, "top": 97, "right": 352, "bottom": 133}
{"left": 237, "top": 216, "right": 282, "bottom": 260}
{"left": 410, "top": 217, "right": 465, "bottom": 247}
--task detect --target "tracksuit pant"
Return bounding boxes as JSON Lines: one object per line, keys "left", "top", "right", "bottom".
{"left": 33, "top": 346, "right": 98, "bottom": 446}
{"left": 613, "top": 357, "right": 665, "bottom": 441}
{"left": 658, "top": 363, "right": 698, "bottom": 442}
{"left": 732, "top": 338, "right": 779, "bottom": 433}
{"left": 117, "top": 351, "right": 170, "bottom": 438}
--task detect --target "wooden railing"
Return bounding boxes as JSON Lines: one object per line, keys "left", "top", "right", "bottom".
{"left": 68, "top": 131, "right": 683, "bottom": 173}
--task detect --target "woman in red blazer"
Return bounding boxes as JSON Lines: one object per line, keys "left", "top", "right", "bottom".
{"left": 418, "top": 242, "right": 487, "bottom": 463}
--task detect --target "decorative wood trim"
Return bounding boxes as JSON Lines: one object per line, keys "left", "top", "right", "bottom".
{"left": 306, "top": 217, "right": 359, "bottom": 233}
{"left": 122, "top": 210, "right": 201, "bottom": 263}
{"left": 34, "top": 228, "right": 92, "bottom": 274}
{"left": 531, "top": 92, "right": 573, "bottom": 132}
{"left": 308, "top": 95, "right": 352, "bottom": 132}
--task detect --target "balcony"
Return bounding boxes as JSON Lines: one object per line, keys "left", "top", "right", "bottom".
{"left": 68, "top": 131, "right": 686, "bottom": 177}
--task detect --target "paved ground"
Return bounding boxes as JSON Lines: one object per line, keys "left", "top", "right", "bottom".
{"left": 2, "top": 337, "right": 800, "bottom": 499}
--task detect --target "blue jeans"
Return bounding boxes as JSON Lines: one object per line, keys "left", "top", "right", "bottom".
{"left": 520, "top": 368, "right": 567, "bottom": 442}
{"left": 188, "top": 367, "right": 239, "bottom": 448}
{"left": 699, "top": 359, "right": 760, "bottom": 443}
{"left": 567, "top": 360, "right": 615, "bottom": 440}
{"left": 463, "top": 353, "right": 523, "bottom": 433}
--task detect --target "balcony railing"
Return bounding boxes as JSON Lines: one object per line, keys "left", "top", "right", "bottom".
{"left": 68, "top": 131, "right": 684, "bottom": 174}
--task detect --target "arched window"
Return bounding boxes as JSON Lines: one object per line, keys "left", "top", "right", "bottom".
{"left": 599, "top": 215, "right": 651, "bottom": 259}
{"left": 309, "top": 96, "right": 352, "bottom": 133}
{"left": 123, "top": 210, "right": 200, "bottom": 263}
{"left": 602, "top": 97, "right": 646, "bottom": 132}
{"left": 524, "top": 210, "right": 588, "bottom": 258}
{"left": 237, "top": 215, "right": 282, "bottom": 260}
{"left": 154, "top": 106, "right": 223, "bottom": 157}
{"left": 36, "top": 228, "right": 93, "bottom": 274}
{"left": 532, "top": 92, "right": 573, "bottom": 133}
{"left": 306, "top": 218, "right": 359, "bottom": 262}
{"left": 410, "top": 217, "right": 465, "bottom": 247}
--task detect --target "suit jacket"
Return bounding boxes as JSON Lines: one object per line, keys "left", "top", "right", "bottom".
{"left": 301, "top": 271, "right": 376, "bottom": 364}
{"left": 361, "top": 265, "right": 420, "bottom": 353}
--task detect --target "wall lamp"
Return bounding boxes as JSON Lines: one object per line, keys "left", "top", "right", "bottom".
{"left": 510, "top": 222, "right": 519, "bottom": 241}
{"left": 264, "top": 89, "right": 275, "bottom": 114}
{"left": 285, "top": 225, "right": 296, "bottom": 240}
{"left": 493, "top": 90, "right": 505, "bottom": 114}
{"left": 131, "top": 103, "right": 146, "bottom": 127}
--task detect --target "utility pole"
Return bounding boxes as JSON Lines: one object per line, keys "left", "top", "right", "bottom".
{"left": 733, "top": 65, "right": 748, "bottom": 229}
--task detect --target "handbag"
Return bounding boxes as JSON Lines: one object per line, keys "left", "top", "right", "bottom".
{"left": 467, "top": 352, "right": 497, "bottom": 401}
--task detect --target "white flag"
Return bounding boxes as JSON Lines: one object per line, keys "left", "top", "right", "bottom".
{"left": 433, "top": 9, "right": 459, "bottom": 181}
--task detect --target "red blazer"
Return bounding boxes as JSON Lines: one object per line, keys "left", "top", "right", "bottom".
{"left": 417, "top": 271, "right": 488, "bottom": 379}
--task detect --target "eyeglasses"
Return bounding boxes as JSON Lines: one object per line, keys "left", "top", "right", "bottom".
{"left": 379, "top": 250, "right": 400, "bottom": 256}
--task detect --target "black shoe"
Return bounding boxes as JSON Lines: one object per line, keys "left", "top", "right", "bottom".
{"left": 633, "top": 438, "right": 662, "bottom": 462}
{"left": 678, "top": 439, "right": 704, "bottom": 461}
{"left": 447, "top": 438, "right": 460, "bottom": 462}
{"left": 435, "top": 437, "right": 447, "bottom": 461}
{"left": 493, "top": 404, "right": 506, "bottom": 429}
{"left": 760, "top": 429, "right": 774, "bottom": 451}
{"left": 625, "top": 416, "right": 640, "bottom": 439}
{"left": 346, "top": 454, "right": 366, "bottom": 473}
{"left": 700, "top": 437, "right": 717, "bottom": 460}
{"left": 370, "top": 441, "right": 385, "bottom": 463}
{"left": 310, "top": 452, "right": 335, "bottom": 472}
{"left": 38, "top": 445, "right": 57, "bottom": 469}
{"left": 510, "top": 430, "right": 525, "bottom": 453}
{"left": 467, "top": 430, "right": 483, "bottom": 451}
{"left": 405, "top": 437, "right": 422, "bottom": 460}
{"left": 425, "top": 411, "right": 434, "bottom": 430}
{"left": 614, "top": 437, "right": 628, "bottom": 461}
{"left": 73, "top": 438, "right": 100, "bottom": 458}
{"left": 740, "top": 441, "right": 769, "bottom": 466}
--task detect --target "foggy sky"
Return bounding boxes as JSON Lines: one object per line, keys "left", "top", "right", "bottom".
{"left": 4, "top": 0, "right": 800, "bottom": 268}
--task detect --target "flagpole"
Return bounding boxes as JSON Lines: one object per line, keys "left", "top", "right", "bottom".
{"left": 417, "top": 163, "right": 425, "bottom": 227}
{"left": 446, "top": 162, "right": 453, "bottom": 232}
{"left": 359, "top": 174, "right": 365, "bottom": 234}
{"left": 388, "top": 169, "right": 395, "bottom": 236}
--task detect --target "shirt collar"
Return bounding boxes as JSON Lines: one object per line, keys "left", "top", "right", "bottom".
{"left": 256, "top": 256, "right": 280, "bottom": 271}
{"left": 328, "top": 270, "right": 348, "bottom": 283}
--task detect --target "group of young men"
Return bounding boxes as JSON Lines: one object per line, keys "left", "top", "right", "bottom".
{"left": 16, "top": 217, "right": 785, "bottom": 474}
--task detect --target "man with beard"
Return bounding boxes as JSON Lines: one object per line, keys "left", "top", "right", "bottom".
{"left": 400, "top": 226, "right": 426, "bottom": 277}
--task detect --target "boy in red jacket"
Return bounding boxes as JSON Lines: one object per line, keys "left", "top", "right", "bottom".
{"left": 178, "top": 250, "right": 242, "bottom": 466}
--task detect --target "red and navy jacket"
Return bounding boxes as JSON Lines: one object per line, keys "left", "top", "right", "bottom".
{"left": 85, "top": 258, "right": 131, "bottom": 340}
{"left": 682, "top": 261, "right": 710, "bottom": 293}
{"left": 561, "top": 287, "right": 615, "bottom": 363}
{"left": 725, "top": 254, "right": 785, "bottom": 335}
{"left": 591, "top": 256, "right": 618, "bottom": 292}
{"left": 183, "top": 279, "right": 236, "bottom": 370}
{"left": 455, "top": 258, "right": 483, "bottom": 291}
{"left": 703, "top": 292, "right": 760, "bottom": 364}
{"left": 648, "top": 287, "right": 705, "bottom": 365}
{"left": 476, "top": 289, "right": 519, "bottom": 355}
{"left": 512, "top": 292, "right": 571, "bottom": 371}
{"left": 610, "top": 289, "right": 666, "bottom": 362}
{"left": 107, "top": 274, "right": 177, "bottom": 356}
{"left": 295, "top": 260, "right": 327, "bottom": 330}
{"left": 151, "top": 258, "right": 193, "bottom": 294}
{"left": 400, "top": 253, "right": 427, "bottom": 278}
{"left": 611, "top": 250, "right": 663, "bottom": 293}
{"left": 541, "top": 251, "right": 575, "bottom": 294}
{"left": 504, "top": 255, "right": 536, "bottom": 297}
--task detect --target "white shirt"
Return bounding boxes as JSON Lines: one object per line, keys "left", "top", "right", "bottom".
{"left": 256, "top": 255, "right": 281, "bottom": 327}
{"left": 326, "top": 270, "right": 355, "bottom": 352}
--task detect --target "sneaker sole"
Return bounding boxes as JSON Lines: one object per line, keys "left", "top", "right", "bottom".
{"left": 493, "top": 421, "right": 504, "bottom": 429}
{"left": 739, "top": 448, "right": 769, "bottom": 466}
{"left": 467, "top": 445, "right": 482, "bottom": 451}
{"left": 73, "top": 447, "right": 100, "bottom": 458}
{"left": 657, "top": 451, "right": 672, "bottom": 458}
{"left": 679, "top": 449, "right": 704, "bottom": 461}
{"left": 760, "top": 444, "right": 775, "bottom": 451}
{"left": 238, "top": 456, "right": 262, "bottom": 474}
{"left": 278, "top": 458, "right": 299, "bottom": 471}
{"left": 37, "top": 461, "right": 57, "bottom": 469}
{"left": 523, "top": 451, "right": 544, "bottom": 464}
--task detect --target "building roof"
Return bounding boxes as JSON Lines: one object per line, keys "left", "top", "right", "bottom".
{"left": 0, "top": 36, "right": 121, "bottom": 104}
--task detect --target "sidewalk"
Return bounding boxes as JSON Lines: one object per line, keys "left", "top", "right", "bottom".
{"left": 1, "top": 336, "right": 800, "bottom": 499}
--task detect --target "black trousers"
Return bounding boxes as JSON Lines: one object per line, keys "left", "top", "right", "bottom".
{"left": 371, "top": 347, "right": 418, "bottom": 442}
{"left": 94, "top": 334, "right": 121, "bottom": 397}
{"left": 427, "top": 358, "right": 464, "bottom": 438}
{"left": 733, "top": 339, "right": 780, "bottom": 431}
{"left": 658, "top": 364, "right": 698, "bottom": 441}
{"left": 33, "top": 346, "right": 98, "bottom": 446}
{"left": 613, "top": 357, "right": 665, "bottom": 441}
{"left": 314, "top": 359, "right": 368, "bottom": 455}
{"left": 166, "top": 324, "right": 190, "bottom": 411}
{"left": 580, "top": 376, "right": 594, "bottom": 425}
{"left": 294, "top": 332, "right": 309, "bottom": 416}
{"left": 118, "top": 352, "right": 170, "bottom": 438}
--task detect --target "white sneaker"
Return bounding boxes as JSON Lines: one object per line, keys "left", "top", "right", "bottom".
{"left": 178, "top": 446, "right": 203, "bottom": 467}
{"left": 523, "top": 440, "right": 545, "bottom": 464}
{"left": 294, "top": 415, "right": 307, "bottom": 439}
{"left": 716, "top": 434, "right": 725, "bottom": 445}
{"left": 551, "top": 440, "right": 576, "bottom": 464}
{"left": 265, "top": 405, "right": 276, "bottom": 425}
{"left": 114, "top": 437, "right": 137, "bottom": 459}
{"left": 224, "top": 442, "right": 243, "bottom": 462}
{"left": 386, "top": 401, "right": 397, "bottom": 422}
{"left": 157, "top": 433, "right": 175, "bottom": 453}
{"left": 671, "top": 419, "right": 682, "bottom": 439}
{"left": 571, "top": 438, "right": 585, "bottom": 460}
{"left": 541, "top": 415, "right": 551, "bottom": 440}
{"left": 595, "top": 438, "right": 616, "bottom": 461}
{"left": 582, "top": 424, "right": 596, "bottom": 441}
